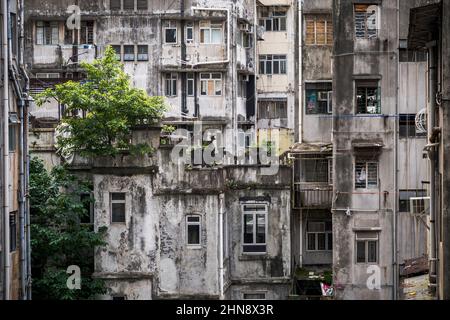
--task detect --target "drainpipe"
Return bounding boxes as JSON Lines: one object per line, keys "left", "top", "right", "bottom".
{"left": 2, "top": 0, "right": 11, "bottom": 300}
{"left": 427, "top": 41, "right": 438, "bottom": 294}
{"left": 218, "top": 193, "right": 225, "bottom": 299}
{"left": 180, "top": 0, "right": 187, "bottom": 116}
{"left": 298, "top": 0, "right": 303, "bottom": 143}
{"left": 393, "top": 0, "right": 400, "bottom": 300}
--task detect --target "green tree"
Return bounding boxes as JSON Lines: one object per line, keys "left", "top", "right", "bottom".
{"left": 35, "top": 46, "right": 166, "bottom": 157}
{"left": 30, "top": 157, "right": 107, "bottom": 300}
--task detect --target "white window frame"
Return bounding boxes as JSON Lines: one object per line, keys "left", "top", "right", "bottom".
{"left": 355, "top": 160, "right": 379, "bottom": 190}
{"left": 36, "top": 21, "right": 59, "bottom": 45}
{"left": 200, "top": 73, "right": 222, "bottom": 96}
{"left": 187, "top": 73, "right": 195, "bottom": 97}
{"left": 200, "top": 21, "right": 223, "bottom": 44}
{"left": 241, "top": 203, "right": 268, "bottom": 255}
{"left": 355, "top": 232, "right": 379, "bottom": 264}
{"left": 259, "top": 55, "right": 287, "bottom": 75}
{"left": 306, "top": 221, "right": 332, "bottom": 252}
{"left": 186, "top": 23, "right": 194, "bottom": 44}
{"left": 110, "top": 192, "right": 126, "bottom": 224}
{"left": 165, "top": 73, "right": 178, "bottom": 97}
{"left": 186, "top": 215, "right": 202, "bottom": 248}
{"left": 164, "top": 21, "right": 177, "bottom": 44}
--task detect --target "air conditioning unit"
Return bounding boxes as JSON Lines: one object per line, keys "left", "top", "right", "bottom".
{"left": 410, "top": 197, "right": 430, "bottom": 215}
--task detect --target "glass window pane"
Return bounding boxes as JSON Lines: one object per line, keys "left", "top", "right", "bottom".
{"left": 187, "top": 225, "right": 200, "bottom": 245}
{"left": 111, "top": 193, "right": 125, "bottom": 201}
{"left": 200, "top": 29, "right": 210, "bottom": 43}
{"left": 356, "top": 241, "right": 366, "bottom": 263}
{"left": 256, "top": 214, "right": 266, "bottom": 244}
{"left": 165, "top": 28, "right": 177, "bottom": 43}
{"left": 327, "top": 233, "right": 332, "bottom": 250}
{"left": 112, "top": 203, "right": 125, "bottom": 223}
{"left": 211, "top": 29, "right": 222, "bottom": 44}
{"left": 244, "top": 214, "right": 254, "bottom": 244}
{"left": 368, "top": 241, "right": 377, "bottom": 263}
{"left": 307, "top": 233, "right": 316, "bottom": 251}
{"left": 317, "top": 233, "right": 326, "bottom": 250}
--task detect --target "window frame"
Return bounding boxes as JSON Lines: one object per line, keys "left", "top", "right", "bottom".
{"left": 200, "top": 73, "right": 222, "bottom": 96}
{"left": 241, "top": 203, "right": 268, "bottom": 255}
{"left": 36, "top": 21, "right": 59, "bottom": 45}
{"left": 123, "top": 45, "right": 135, "bottom": 62}
{"left": 356, "top": 80, "right": 381, "bottom": 115}
{"left": 137, "top": 45, "right": 149, "bottom": 61}
{"left": 259, "top": 54, "right": 287, "bottom": 75}
{"left": 305, "top": 15, "right": 333, "bottom": 45}
{"left": 185, "top": 23, "right": 194, "bottom": 44}
{"left": 355, "top": 232, "right": 379, "bottom": 264}
{"left": 165, "top": 73, "right": 178, "bottom": 97}
{"left": 242, "top": 292, "right": 267, "bottom": 300}
{"left": 200, "top": 22, "right": 223, "bottom": 44}
{"left": 306, "top": 221, "right": 332, "bottom": 252}
{"left": 186, "top": 215, "right": 202, "bottom": 248}
{"left": 258, "top": 7, "right": 287, "bottom": 32}
{"left": 305, "top": 82, "right": 333, "bottom": 115}
{"left": 164, "top": 21, "right": 178, "bottom": 44}
{"left": 112, "top": 45, "right": 122, "bottom": 61}
{"left": 10, "top": 212, "right": 17, "bottom": 252}
{"left": 186, "top": 73, "right": 195, "bottom": 97}
{"left": 354, "top": 159, "right": 379, "bottom": 190}
{"left": 399, "top": 114, "right": 427, "bottom": 139}
{"left": 354, "top": 4, "right": 379, "bottom": 40}
{"left": 110, "top": 192, "right": 126, "bottom": 224}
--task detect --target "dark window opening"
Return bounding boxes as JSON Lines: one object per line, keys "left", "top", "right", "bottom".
{"left": 305, "top": 82, "right": 332, "bottom": 114}
{"left": 111, "top": 193, "right": 126, "bottom": 223}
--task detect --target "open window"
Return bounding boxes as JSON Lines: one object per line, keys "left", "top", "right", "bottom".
{"left": 305, "top": 82, "right": 332, "bottom": 115}
{"left": 258, "top": 7, "right": 287, "bottom": 32}
{"left": 356, "top": 232, "right": 379, "bottom": 264}
{"left": 356, "top": 80, "right": 381, "bottom": 114}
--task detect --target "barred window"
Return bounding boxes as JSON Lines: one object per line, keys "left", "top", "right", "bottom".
{"left": 354, "top": 4, "right": 379, "bottom": 39}
{"left": 305, "top": 15, "right": 333, "bottom": 45}
{"left": 36, "top": 21, "right": 59, "bottom": 45}
{"left": 356, "top": 80, "right": 381, "bottom": 114}
{"left": 355, "top": 160, "right": 378, "bottom": 189}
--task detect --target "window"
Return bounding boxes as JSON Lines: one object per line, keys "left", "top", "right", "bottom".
{"left": 307, "top": 221, "right": 332, "bottom": 251}
{"left": 10, "top": 212, "right": 17, "bottom": 252}
{"left": 305, "top": 82, "right": 332, "bottom": 114}
{"left": 258, "top": 99, "right": 287, "bottom": 119}
{"left": 399, "top": 114, "right": 427, "bottom": 138}
{"left": 356, "top": 232, "right": 379, "bottom": 264}
{"left": 259, "top": 7, "right": 287, "bottom": 32}
{"left": 123, "top": 0, "right": 134, "bottom": 10}
{"left": 399, "top": 190, "right": 427, "bottom": 213}
{"left": 123, "top": 45, "right": 135, "bottom": 61}
{"left": 355, "top": 160, "right": 378, "bottom": 189}
{"left": 186, "top": 23, "right": 194, "bottom": 43}
{"left": 186, "top": 216, "right": 201, "bottom": 247}
{"left": 242, "top": 203, "right": 267, "bottom": 254}
{"left": 200, "top": 73, "right": 222, "bottom": 96}
{"left": 200, "top": 22, "right": 223, "bottom": 44}
{"left": 9, "top": 124, "right": 17, "bottom": 152}
{"left": 259, "top": 55, "right": 287, "bottom": 75}
{"left": 80, "top": 21, "right": 94, "bottom": 45}
{"left": 36, "top": 21, "right": 59, "bottom": 45}
{"left": 165, "top": 73, "right": 178, "bottom": 97}
{"left": 110, "top": 0, "right": 121, "bottom": 10}
{"left": 354, "top": 4, "right": 379, "bottom": 39}
{"left": 112, "top": 45, "right": 121, "bottom": 61}
{"left": 356, "top": 80, "right": 381, "bottom": 114}
{"left": 80, "top": 193, "right": 94, "bottom": 224}
{"left": 137, "top": 45, "right": 149, "bottom": 61}
{"left": 238, "top": 77, "right": 247, "bottom": 98}
{"left": 223, "top": 211, "right": 229, "bottom": 260}
{"left": 137, "top": 0, "right": 148, "bottom": 10}
{"left": 241, "top": 32, "right": 252, "bottom": 48}
{"left": 10, "top": 14, "right": 17, "bottom": 55}
{"left": 164, "top": 21, "right": 177, "bottom": 44}
{"left": 187, "top": 73, "right": 195, "bottom": 96}
{"left": 305, "top": 15, "right": 333, "bottom": 45}
{"left": 110, "top": 193, "right": 126, "bottom": 223}
{"left": 298, "top": 155, "right": 330, "bottom": 183}
{"left": 243, "top": 292, "right": 266, "bottom": 300}
{"left": 112, "top": 295, "right": 127, "bottom": 300}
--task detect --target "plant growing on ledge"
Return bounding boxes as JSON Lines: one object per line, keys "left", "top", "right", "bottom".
{"left": 34, "top": 46, "right": 166, "bottom": 158}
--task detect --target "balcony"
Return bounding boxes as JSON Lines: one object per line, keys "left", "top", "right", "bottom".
{"left": 293, "top": 184, "right": 333, "bottom": 209}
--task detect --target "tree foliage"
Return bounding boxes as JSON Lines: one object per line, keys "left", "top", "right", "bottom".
{"left": 30, "top": 157, "right": 107, "bottom": 300}
{"left": 35, "top": 46, "right": 166, "bottom": 157}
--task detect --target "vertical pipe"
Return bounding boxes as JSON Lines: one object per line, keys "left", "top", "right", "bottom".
{"left": 428, "top": 42, "right": 437, "bottom": 293}
{"left": 298, "top": 0, "right": 303, "bottom": 143}
{"left": 393, "top": 0, "right": 400, "bottom": 300}
{"left": 218, "top": 194, "right": 225, "bottom": 300}
{"left": 2, "top": 0, "right": 11, "bottom": 301}
{"left": 180, "top": 0, "right": 187, "bottom": 116}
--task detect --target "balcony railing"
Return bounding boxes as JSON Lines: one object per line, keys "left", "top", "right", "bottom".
{"left": 293, "top": 183, "right": 333, "bottom": 209}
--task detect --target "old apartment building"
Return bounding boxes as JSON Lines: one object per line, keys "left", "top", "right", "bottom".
{"left": 408, "top": 0, "right": 450, "bottom": 300}
{"left": 25, "top": 0, "right": 291, "bottom": 300}
{"left": 0, "top": 0, "right": 31, "bottom": 300}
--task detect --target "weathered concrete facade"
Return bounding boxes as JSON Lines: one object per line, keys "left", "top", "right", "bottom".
{"left": 332, "top": 0, "right": 429, "bottom": 300}
{"left": 408, "top": 0, "right": 450, "bottom": 300}
{"left": 1, "top": 0, "right": 31, "bottom": 300}
{"left": 25, "top": 0, "right": 291, "bottom": 300}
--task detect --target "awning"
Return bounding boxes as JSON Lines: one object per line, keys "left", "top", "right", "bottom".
{"left": 408, "top": 3, "right": 441, "bottom": 50}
